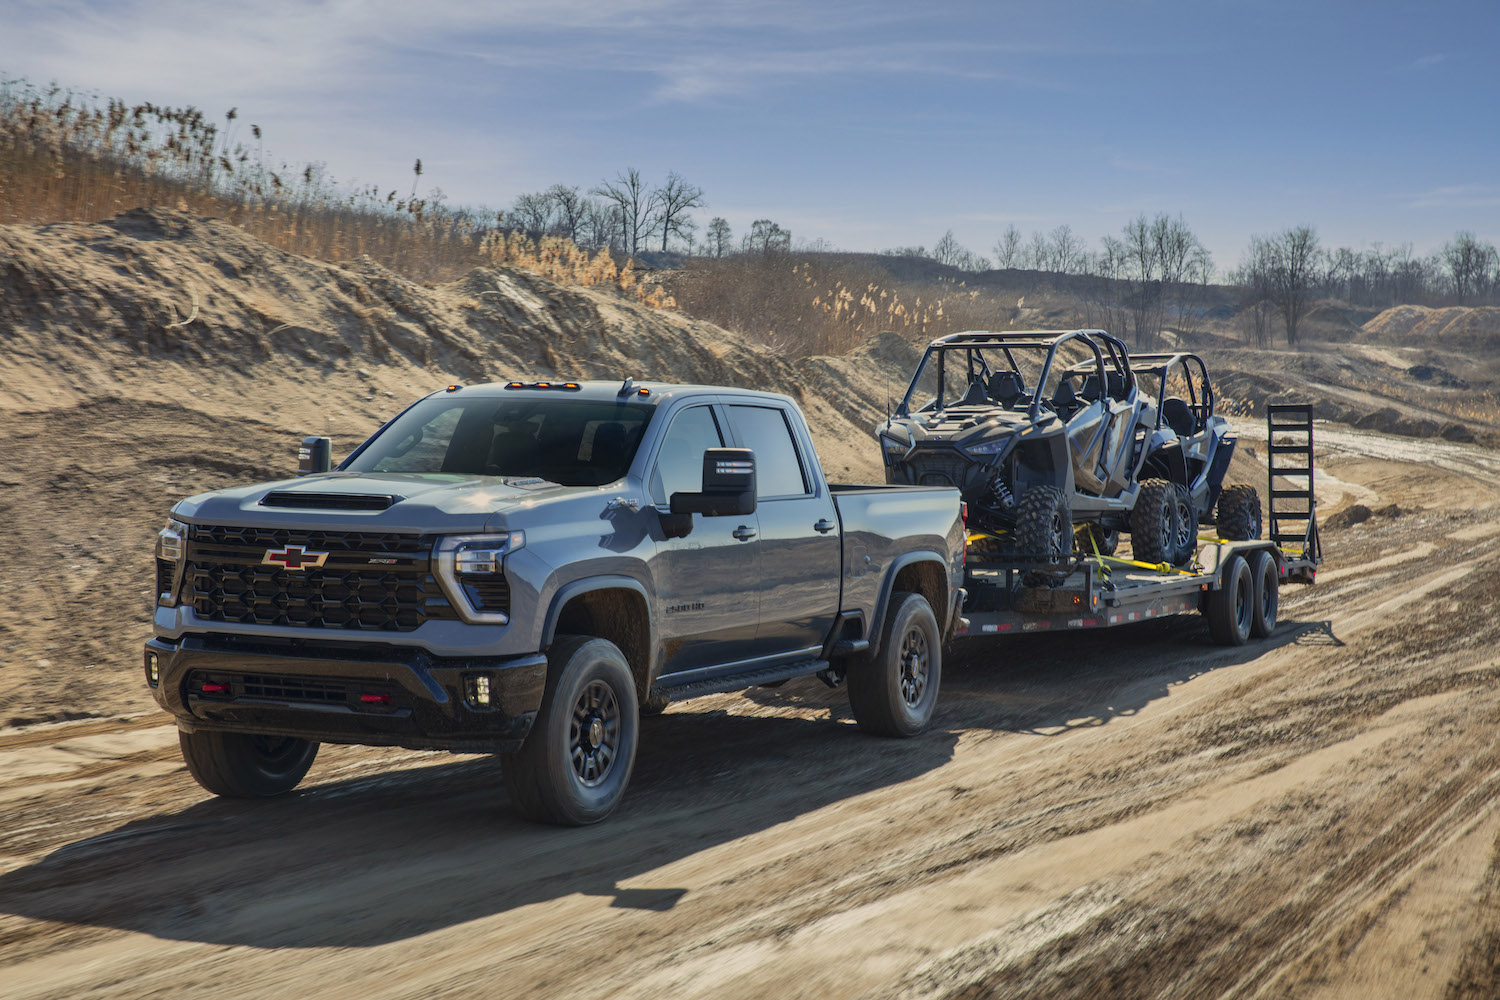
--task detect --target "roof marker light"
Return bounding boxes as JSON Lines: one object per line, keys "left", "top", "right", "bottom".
{"left": 446, "top": 385, "right": 463, "bottom": 392}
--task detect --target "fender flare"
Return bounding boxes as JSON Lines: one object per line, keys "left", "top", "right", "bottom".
{"left": 867, "top": 551, "right": 952, "bottom": 658}
{"left": 540, "top": 574, "right": 654, "bottom": 657}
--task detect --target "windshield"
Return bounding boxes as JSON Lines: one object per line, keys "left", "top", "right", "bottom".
{"left": 345, "top": 394, "right": 655, "bottom": 486}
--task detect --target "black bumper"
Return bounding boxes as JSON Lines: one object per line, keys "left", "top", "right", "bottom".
{"left": 146, "top": 635, "right": 547, "bottom": 752}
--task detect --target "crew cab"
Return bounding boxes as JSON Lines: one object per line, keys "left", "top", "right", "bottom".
{"left": 145, "top": 380, "right": 964, "bottom": 824}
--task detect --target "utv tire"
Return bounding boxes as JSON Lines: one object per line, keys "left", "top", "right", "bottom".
{"left": 1079, "top": 523, "right": 1119, "bottom": 557}
{"left": 178, "top": 731, "right": 318, "bottom": 798}
{"left": 1016, "top": 486, "right": 1073, "bottom": 585}
{"left": 502, "top": 636, "right": 639, "bottom": 826}
{"left": 1206, "top": 555, "right": 1254, "bottom": 646}
{"left": 1130, "top": 479, "right": 1178, "bottom": 565}
{"left": 847, "top": 592, "right": 942, "bottom": 737}
{"left": 1248, "top": 549, "right": 1279, "bottom": 638}
{"left": 1216, "top": 484, "right": 1263, "bottom": 541}
{"left": 1171, "top": 484, "right": 1198, "bottom": 565}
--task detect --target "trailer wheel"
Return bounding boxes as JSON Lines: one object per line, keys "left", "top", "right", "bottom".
{"left": 502, "top": 635, "right": 639, "bottom": 826}
{"left": 1216, "top": 484, "right": 1263, "bottom": 541}
{"left": 1248, "top": 549, "right": 1279, "bottom": 638}
{"left": 178, "top": 731, "right": 319, "bottom": 798}
{"left": 1130, "top": 479, "right": 1177, "bottom": 564}
{"left": 847, "top": 592, "right": 941, "bottom": 737}
{"left": 1206, "top": 555, "right": 1254, "bottom": 646}
{"left": 1171, "top": 484, "right": 1198, "bottom": 564}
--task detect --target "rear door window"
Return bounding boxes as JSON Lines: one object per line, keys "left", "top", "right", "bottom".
{"left": 728, "top": 405, "right": 809, "bottom": 498}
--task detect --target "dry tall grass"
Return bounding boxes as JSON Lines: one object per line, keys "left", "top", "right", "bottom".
{"left": 0, "top": 78, "right": 673, "bottom": 306}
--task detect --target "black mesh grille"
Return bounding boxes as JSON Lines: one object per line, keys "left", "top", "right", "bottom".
{"left": 187, "top": 670, "right": 403, "bottom": 708}
{"left": 182, "top": 525, "right": 458, "bottom": 631}
{"left": 156, "top": 558, "right": 176, "bottom": 601}
{"left": 462, "top": 576, "right": 512, "bottom": 614}
{"left": 239, "top": 673, "right": 348, "bottom": 703}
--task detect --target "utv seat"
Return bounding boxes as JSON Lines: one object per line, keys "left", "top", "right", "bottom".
{"left": 1051, "top": 380, "right": 1080, "bottom": 417}
{"left": 956, "top": 380, "right": 989, "bottom": 407}
{"left": 1162, "top": 397, "right": 1196, "bottom": 437}
{"left": 987, "top": 371, "right": 1025, "bottom": 408}
{"left": 1079, "top": 374, "right": 1102, "bottom": 402}
{"left": 1106, "top": 371, "right": 1129, "bottom": 400}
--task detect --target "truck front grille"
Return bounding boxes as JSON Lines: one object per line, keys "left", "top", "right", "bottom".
{"left": 182, "top": 526, "right": 459, "bottom": 632}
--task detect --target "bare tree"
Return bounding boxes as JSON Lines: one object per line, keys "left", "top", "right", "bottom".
{"left": 652, "top": 170, "right": 705, "bottom": 253}
{"left": 580, "top": 199, "right": 619, "bottom": 250}
{"left": 993, "top": 225, "right": 1023, "bottom": 269}
{"left": 591, "top": 168, "right": 659, "bottom": 255}
{"left": 1026, "top": 230, "right": 1050, "bottom": 271}
{"left": 509, "top": 190, "right": 553, "bottom": 235}
{"left": 1049, "top": 224, "right": 1084, "bottom": 274}
{"left": 546, "top": 184, "right": 586, "bottom": 242}
{"left": 742, "top": 218, "right": 791, "bottom": 254}
{"left": 705, "top": 216, "right": 732, "bottom": 257}
{"left": 1265, "top": 225, "right": 1320, "bottom": 346}
{"left": 1441, "top": 231, "right": 1498, "bottom": 305}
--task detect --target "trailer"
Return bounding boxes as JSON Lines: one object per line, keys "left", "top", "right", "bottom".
{"left": 953, "top": 404, "right": 1323, "bottom": 647}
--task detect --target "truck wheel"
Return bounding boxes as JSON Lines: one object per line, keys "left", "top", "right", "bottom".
{"left": 1248, "top": 549, "right": 1279, "bottom": 638}
{"left": 1171, "top": 484, "right": 1198, "bottom": 564}
{"left": 502, "top": 636, "right": 639, "bottom": 826}
{"left": 1206, "top": 555, "right": 1254, "bottom": 646}
{"left": 178, "top": 731, "right": 319, "bottom": 798}
{"left": 1130, "top": 479, "right": 1177, "bottom": 564}
{"left": 1216, "top": 484, "right": 1263, "bottom": 541}
{"left": 847, "top": 592, "right": 942, "bottom": 737}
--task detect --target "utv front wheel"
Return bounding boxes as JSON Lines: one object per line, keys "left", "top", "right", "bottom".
{"left": 179, "top": 731, "right": 319, "bottom": 798}
{"left": 503, "top": 636, "right": 639, "bottom": 826}
{"left": 847, "top": 592, "right": 942, "bottom": 737}
{"left": 1216, "top": 484, "right": 1263, "bottom": 541}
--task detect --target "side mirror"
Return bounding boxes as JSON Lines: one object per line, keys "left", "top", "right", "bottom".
{"left": 298, "top": 436, "right": 333, "bottom": 476}
{"left": 670, "top": 448, "right": 757, "bottom": 517}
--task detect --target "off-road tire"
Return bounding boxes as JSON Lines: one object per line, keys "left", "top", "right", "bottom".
{"left": 502, "top": 635, "right": 639, "bottom": 826}
{"left": 1130, "top": 479, "right": 1178, "bottom": 565}
{"left": 1171, "top": 484, "right": 1198, "bottom": 564}
{"left": 1216, "top": 484, "right": 1263, "bottom": 541}
{"left": 1015, "top": 486, "right": 1072, "bottom": 585}
{"left": 1248, "top": 549, "right": 1279, "bottom": 638}
{"left": 178, "top": 731, "right": 319, "bottom": 798}
{"left": 1206, "top": 555, "right": 1254, "bottom": 646}
{"left": 1078, "top": 522, "right": 1119, "bottom": 557}
{"left": 847, "top": 592, "right": 941, "bottom": 737}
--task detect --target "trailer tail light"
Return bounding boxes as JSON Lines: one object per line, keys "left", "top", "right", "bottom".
{"left": 960, "top": 502, "right": 968, "bottom": 524}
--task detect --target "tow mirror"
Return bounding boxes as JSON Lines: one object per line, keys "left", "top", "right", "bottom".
{"left": 670, "top": 448, "right": 757, "bottom": 517}
{"left": 298, "top": 436, "right": 333, "bottom": 476}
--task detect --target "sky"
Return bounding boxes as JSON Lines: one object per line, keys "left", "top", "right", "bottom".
{"left": 3, "top": 0, "right": 1498, "bottom": 270}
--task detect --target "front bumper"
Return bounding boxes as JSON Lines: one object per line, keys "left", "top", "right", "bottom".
{"left": 145, "top": 635, "right": 547, "bottom": 752}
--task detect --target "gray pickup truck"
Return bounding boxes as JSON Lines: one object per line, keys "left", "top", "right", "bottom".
{"left": 146, "top": 380, "right": 964, "bottom": 824}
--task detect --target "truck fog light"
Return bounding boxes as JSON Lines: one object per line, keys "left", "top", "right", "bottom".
{"left": 145, "top": 652, "right": 160, "bottom": 687}
{"left": 466, "top": 674, "right": 492, "bottom": 708}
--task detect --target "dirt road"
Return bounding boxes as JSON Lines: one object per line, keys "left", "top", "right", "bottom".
{"left": 3, "top": 425, "right": 1500, "bottom": 999}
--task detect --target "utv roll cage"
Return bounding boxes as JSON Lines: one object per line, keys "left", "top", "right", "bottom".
{"left": 896, "top": 330, "right": 1135, "bottom": 424}
{"left": 1128, "top": 352, "right": 1216, "bottom": 437}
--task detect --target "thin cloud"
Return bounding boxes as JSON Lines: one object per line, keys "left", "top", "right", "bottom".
{"left": 1408, "top": 184, "right": 1500, "bottom": 209}
{"left": 1392, "top": 53, "right": 1450, "bottom": 73}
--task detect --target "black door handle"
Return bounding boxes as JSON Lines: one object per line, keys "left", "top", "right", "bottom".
{"left": 733, "top": 525, "right": 757, "bottom": 541}
{"left": 814, "top": 519, "right": 836, "bottom": 534}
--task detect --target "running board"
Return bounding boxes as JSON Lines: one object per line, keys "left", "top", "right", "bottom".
{"left": 652, "top": 658, "right": 829, "bottom": 702}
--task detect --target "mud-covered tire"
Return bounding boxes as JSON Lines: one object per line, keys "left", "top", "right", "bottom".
{"left": 1206, "top": 555, "right": 1254, "bottom": 646}
{"left": 1171, "top": 484, "right": 1198, "bottom": 564}
{"left": 1078, "top": 522, "right": 1119, "bottom": 557}
{"left": 502, "top": 635, "right": 639, "bottom": 826}
{"left": 178, "top": 730, "right": 318, "bottom": 798}
{"left": 1248, "top": 549, "right": 1279, "bottom": 638}
{"left": 1016, "top": 486, "right": 1072, "bottom": 586}
{"left": 847, "top": 592, "right": 941, "bottom": 737}
{"left": 1130, "top": 479, "right": 1177, "bottom": 564}
{"left": 1216, "top": 484, "right": 1263, "bottom": 541}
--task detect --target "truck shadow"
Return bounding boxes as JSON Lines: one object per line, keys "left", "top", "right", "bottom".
{"left": 0, "top": 711, "right": 956, "bottom": 949}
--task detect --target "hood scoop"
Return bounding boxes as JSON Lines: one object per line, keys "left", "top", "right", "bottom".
{"left": 260, "top": 491, "right": 403, "bottom": 511}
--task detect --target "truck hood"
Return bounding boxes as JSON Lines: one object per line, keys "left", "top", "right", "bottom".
{"left": 172, "top": 471, "right": 590, "bottom": 533}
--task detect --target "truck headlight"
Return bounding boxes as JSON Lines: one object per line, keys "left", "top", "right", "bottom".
{"left": 156, "top": 517, "right": 189, "bottom": 606}
{"left": 434, "top": 532, "right": 525, "bottom": 625}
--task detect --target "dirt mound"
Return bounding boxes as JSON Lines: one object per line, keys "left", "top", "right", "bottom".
{"left": 0, "top": 208, "right": 895, "bottom": 481}
{"left": 1360, "top": 304, "right": 1500, "bottom": 351}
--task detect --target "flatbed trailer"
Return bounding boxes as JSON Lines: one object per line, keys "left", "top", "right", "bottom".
{"left": 953, "top": 404, "right": 1323, "bottom": 647}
